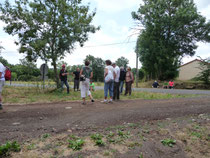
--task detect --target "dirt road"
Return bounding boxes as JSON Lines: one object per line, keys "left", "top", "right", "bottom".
{"left": 0, "top": 96, "right": 210, "bottom": 144}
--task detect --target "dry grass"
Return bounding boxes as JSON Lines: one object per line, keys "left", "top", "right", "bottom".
{"left": 2, "top": 86, "right": 196, "bottom": 104}
{"left": 8, "top": 114, "right": 210, "bottom": 158}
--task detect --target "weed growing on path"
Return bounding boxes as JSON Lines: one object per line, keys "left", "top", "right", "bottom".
{"left": 91, "top": 133, "right": 105, "bottom": 146}
{"left": 68, "top": 135, "right": 85, "bottom": 150}
{"left": 0, "top": 141, "right": 21, "bottom": 157}
{"left": 161, "top": 139, "right": 176, "bottom": 147}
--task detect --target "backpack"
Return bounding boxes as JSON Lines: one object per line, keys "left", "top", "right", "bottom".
{"left": 105, "top": 69, "right": 113, "bottom": 83}
{"left": 5, "top": 67, "right": 11, "bottom": 81}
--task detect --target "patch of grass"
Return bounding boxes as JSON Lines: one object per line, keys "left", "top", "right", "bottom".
{"left": 128, "top": 123, "right": 139, "bottom": 128}
{"left": 110, "top": 149, "right": 117, "bottom": 153}
{"left": 161, "top": 139, "right": 176, "bottom": 147}
{"left": 142, "top": 129, "right": 150, "bottom": 134}
{"left": 91, "top": 133, "right": 105, "bottom": 146}
{"left": 191, "top": 131, "right": 202, "bottom": 138}
{"left": 138, "top": 152, "right": 144, "bottom": 158}
{"left": 0, "top": 141, "right": 21, "bottom": 157}
{"left": 157, "top": 122, "right": 167, "bottom": 128}
{"left": 127, "top": 142, "right": 142, "bottom": 149}
{"left": 2, "top": 85, "right": 197, "bottom": 104}
{"left": 103, "top": 151, "right": 110, "bottom": 156}
{"left": 107, "top": 131, "right": 115, "bottom": 138}
{"left": 68, "top": 135, "right": 85, "bottom": 150}
{"left": 42, "top": 133, "right": 50, "bottom": 139}
{"left": 138, "top": 134, "right": 147, "bottom": 141}
{"left": 118, "top": 130, "right": 130, "bottom": 138}
{"left": 27, "top": 143, "right": 36, "bottom": 150}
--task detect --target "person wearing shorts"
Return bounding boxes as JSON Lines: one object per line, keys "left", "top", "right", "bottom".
{"left": 80, "top": 61, "right": 94, "bottom": 105}
{"left": 0, "top": 62, "right": 6, "bottom": 110}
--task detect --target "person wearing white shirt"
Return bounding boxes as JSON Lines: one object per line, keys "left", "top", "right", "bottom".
{"left": 112, "top": 63, "right": 120, "bottom": 100}
{"left": 0, "top": 62, "right": 6, "bottom": 110}
{"left": 102, "top": 60, "right": 114, "bottom": 103}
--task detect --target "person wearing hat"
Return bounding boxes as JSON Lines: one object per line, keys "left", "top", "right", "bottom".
{"left": 59, "top": 64, "right": 69, "bottom": 94}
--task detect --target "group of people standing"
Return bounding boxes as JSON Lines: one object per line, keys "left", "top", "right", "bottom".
{"left": 101, "top": 60, "right": 134, "bottom": 103}
{"left": 60, "top": 60, "right": 134, "bottom": 104}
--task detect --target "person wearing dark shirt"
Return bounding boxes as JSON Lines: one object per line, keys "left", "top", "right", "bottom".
{"left": 119, "top": 67, "right": 126, "bottom": 94}
{"left": 59, "top": 64, "right": 69, "bottom": 94}
{"left": 73, "top": 68, "right": 80, "bottom": 91}
{"left": 152, "top": 80, "right": 159, "bottom": 88}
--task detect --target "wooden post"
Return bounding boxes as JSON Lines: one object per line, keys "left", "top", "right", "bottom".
{"left": 136, "top": 52, "right": 139, "bottom": 88}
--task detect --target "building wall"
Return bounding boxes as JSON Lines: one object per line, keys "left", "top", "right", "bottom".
{"left": 178, "top": 60, "right": 202, "bottom": 80}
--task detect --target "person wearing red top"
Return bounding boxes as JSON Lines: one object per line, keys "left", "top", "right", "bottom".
{"left": 168, "top": 80, "right": 174, "bottom": 89}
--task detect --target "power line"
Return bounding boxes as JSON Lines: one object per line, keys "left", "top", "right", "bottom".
{"left": 80, "top": 41, "right": 136, "bottom": 48}
{"left": 1, "top": 41, "right": 137, "bottom": 54}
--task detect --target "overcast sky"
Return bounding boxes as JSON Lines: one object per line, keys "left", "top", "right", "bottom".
{"left": 0, "top": 0, "right": 210, "bottom": 68}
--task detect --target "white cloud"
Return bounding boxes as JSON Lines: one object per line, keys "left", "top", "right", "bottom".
{"left": 91, "top": 0, "right": 141, "bottom": 13}
{"left": 194, "top": 0, "right": 210, "bottom": 10}
{"left": 0, "top": 0, "right": 209, "bottom": 69}
{"left": 200, "top": 5, "right": 210, "bottom": 20}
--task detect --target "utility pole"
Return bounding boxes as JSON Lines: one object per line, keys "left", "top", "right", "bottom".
{"left": 136, "top": 51, "right": 139, "bottom": 87}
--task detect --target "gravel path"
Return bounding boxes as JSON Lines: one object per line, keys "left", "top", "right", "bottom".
{"left": 0, "top": 97, "right": 210, "bottom": 143}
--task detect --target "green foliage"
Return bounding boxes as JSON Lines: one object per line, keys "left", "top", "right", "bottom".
{"left": 161, "top": 139, "right": 176, "bottom": 147}
{"left": 11, "top": 72, "right": 17, "bottom": 80}
{"left": 116, "top": 56, "right": 129, "bottom": 68}
{"left": 138, "top": 69, "right": 145, "bottom": 80}
{"left": 197, "top": 58, "right": 210, "bottom": 85}
{"left": 138, "top": 153, "right": 143, "bottom": 158}
{"left": 0, "top": 141, "right": 21, "bottom": 157}
{"left": 12, "top": 59, "right": 40, "bottom": 81}
{"left": 0, "top": 56, "right": 8, "bottom": 66}
{"left": 27, "top": 143, "right": 36, "bottom": 150}
{"left": 84, "top": 55, "right": 105, "bottom": 82}
{"left": 133, "top": 0, "right": 210, "bottom": 80}
{"left": 117, "top": 130, "right": 130, "bottom": 139}
{"left": 191, "top": 132, "right": 202, "bottom": 138}
{"left": 91, "top": 133, "right": 105, "bottom": 146}
{"left": 0, "top": 0, "right": 99, "bottom": 87}
{"left": 42, "top": 133, "right": 50, "bottom": 139}
{"left": 68, "top": 135, "right": 85, "bottom": 150}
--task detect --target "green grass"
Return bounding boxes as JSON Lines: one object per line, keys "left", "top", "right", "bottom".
{"left": 42, "top": 133, "right": 51, "bottom": 139}
{"left": 0, "top": 141, "right": 21, "bottom": 157}
{"left": 161, "top": 139, "right": 176, "bottom": 147}
{"left": 68, "top": 135, "right": 85, "bottom": 151}
{"left": 90, "top": 133, "right": 105, "bottom": 146}
{"left": 2, "top": 85, "right": 197, "bottom": 104}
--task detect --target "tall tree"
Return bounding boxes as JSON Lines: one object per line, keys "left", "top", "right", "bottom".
{"left": 0, "top": 56, "right": 8, "bottom": 66}
{"left": 84, "top": 55, "right": 105, "bottom": 82}
{"left": 133, "top": 0, "right": 210, "bottom": 80}
{"left": 115, "top": 56, "right": 129, "bottom": 68}
{"left": 0, "top": 0, "right": 99, "bottom": 87}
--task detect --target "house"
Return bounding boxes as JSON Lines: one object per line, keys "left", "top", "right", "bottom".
{"left": 178, "top": 59, "right": 204, "bottom": 81}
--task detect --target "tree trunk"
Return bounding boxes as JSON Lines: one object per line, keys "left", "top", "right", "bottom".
{"left": 52, "top": 59, "right": 59, "bottom": 88}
